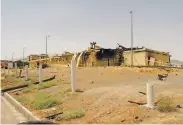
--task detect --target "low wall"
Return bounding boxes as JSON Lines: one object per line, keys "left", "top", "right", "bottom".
{"left": 3, "top": 92, "right": 40, "bottom": 121}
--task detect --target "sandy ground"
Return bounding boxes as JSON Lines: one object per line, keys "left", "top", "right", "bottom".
{"left": 5, "top": 66, "right": 183, "bottom": 124}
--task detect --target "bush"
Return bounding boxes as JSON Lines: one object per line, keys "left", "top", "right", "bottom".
{"left": 56, "top": 108, "right": 85, "bottom": 121}
{"left": 22, "top": 88, "right": 31, "bottom": 93}
{"left": 17, "top": 97, "right": 32, "bottom": 104}
{"left": 22, "top": 84, "right": 36, "bottom": 93}
{"left": 32, "top": 98, "right": 58, "bottom": 110}
{"left": 76, "top": 89, "right": 84, "bottom": 93}
{"left": 37, "top": 80, "right": 57, "bottom": 90}
{"left": 31, "top": 92, "right": 59, "bottom": 110}
{"left": 121, "top": 63, "right": 126, "bottom": 67}
{"left": 156, "top": 96, "right": 176, "bottom": 112}
{"left": 60, "top": 88, "right": 71, "bottom": 95}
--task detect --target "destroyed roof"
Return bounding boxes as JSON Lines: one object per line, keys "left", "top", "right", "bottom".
{"left": 63, "top": 51, "right": 73, "bottom": 55}
{"left": 124, "top": 47, "right": 169, "bottom": 54}
{"left": 117, "top": 43, "right": 144, "bottom": 51}
{"left": 40, "top": 54, "right": 48, "bottom": 56}
{"left": 29, "top": 54, "right": 39, "bottom": 56}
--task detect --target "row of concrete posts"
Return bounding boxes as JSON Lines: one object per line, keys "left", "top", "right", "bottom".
{"left": 5, "top": 60, "right": 155, "bottom": 109}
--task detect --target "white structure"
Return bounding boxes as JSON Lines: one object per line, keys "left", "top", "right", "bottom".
{"left": 25, "top": 65, "right": 28, "bottom": 80}
{"left": 146, "top": 83, "right": 155, "bottom": 108}
{"left": 15, "top": 63, "right": 18, "bottom": 77}
{"left": 72, "top": 53, "right": 78, "bottom": 60}
{"left": 39, "top": 64, "right": 42, "bottom": 84}
{"left": 71, "top": 59, "right": 76, "bottom": 92}
{"left": 8, "top": 62, "right": 13, "bottom": 69}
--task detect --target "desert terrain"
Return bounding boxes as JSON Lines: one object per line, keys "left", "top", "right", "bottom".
{"left": 2, "top": 66, "right": 183, "bottom": 124}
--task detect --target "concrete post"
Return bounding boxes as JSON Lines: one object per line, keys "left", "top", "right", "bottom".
{"left": 8, "top": 67, "right": 9, "bottom": 75}
{"left": 71, "top": 59, "right": 76, "bottom": 92}
{"left": 39, "top": 64, "right": 42, "bottom": 84}
{"left": 25, "top": 65, "right": 28, "bottom": 80}
{"left": 19, "top": 69, "right": 22, "bottom": 77}
{"left": 146, "top": 83, "right": 155, "bottom": 108}
{"left": 4, "top": 67, "right": 6, "bottom": 74}
{"left": 15, "top": 63, "right": 18, "bottom": 77}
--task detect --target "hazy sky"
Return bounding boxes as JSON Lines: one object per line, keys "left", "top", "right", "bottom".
{"left": 1, "top": 0, "right": 183, "bottom": 60}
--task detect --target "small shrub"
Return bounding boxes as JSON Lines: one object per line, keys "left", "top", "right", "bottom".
{"left": 13, "top": 79, "right": 23, "bottom": 84}
{"left": 66, "top": 92, "right": 77, "bottom": 97}
{"left": 121, "top": 63, "right": 126, "bottom": 67}
{"left": 76, "top": 89, "right": 84, "bottom": 93}
{"left": 22, "top": 88, "right": 31, "bottom": 93}
{"left": 32, "top": 92, "right": 59, "bottom": 110}
{"left": 56, "top": 108, "right": 85, "bottom": 121}
{"left": 139, "top": 69, "right": 144, "bottom": 72}
{"left": 37, "top": 80, "right": 57, "bottom": 90}
{"left": 32, "top": 98, "right": 58, "bottom": 110}
{"left": 156, "top": 96, "right": 176, "bottom": 112}
{"left": 17, "top": 97, "right": 32, "bottom": 104}
{"left": 22, "top": 84, "right": 35, "bottom": 93}
{"left": 60, "top": 88, "right": 71, "bottom": 95}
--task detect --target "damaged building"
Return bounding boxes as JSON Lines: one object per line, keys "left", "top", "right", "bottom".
{"left": 27, "top": 42, "right": 171, "bottom": 68}
{"left": 123, "top": 47, "right": 170, "bottom": 66}
{"left": 77, "top": 42, "right": 118, "bottom": 67}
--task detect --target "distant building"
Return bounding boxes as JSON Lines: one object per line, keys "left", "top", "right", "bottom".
{"left": 27, "top": 55, "right": 40, "bottom": 61}
{"left": 27, "top": 43, "right": 171, "bottom": 68}
{"left": 0, "top": 61, "right": 8, "bottom": 68}
{"left": 123, "top": 47, "right": 170, "bottom": 66}
{"left": 40, "top": 54, "right": 49, "bottom": 59}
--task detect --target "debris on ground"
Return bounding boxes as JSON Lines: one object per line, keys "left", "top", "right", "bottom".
{"left": 158, "top": 74, "right": 168, "bottom": 81}
{"left": 176, "top": 105, "right": 182, "bottom": 108}
{"left": 90, "top": 81, "right": 94, "bottom": 84}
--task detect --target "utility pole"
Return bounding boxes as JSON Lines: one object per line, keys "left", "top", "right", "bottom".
{"left": 12, "top": 52, "right": 15, "bottom": 62}
{"left": 46, "top": 35, "right": 50, "bottom": 64}
{"left": 46, "top": 36, "right": 48, "bottom": 55}
{"left": 46, "top": 35, "right": 50, "bottom": 56}
{"left": 130, "top": 11, "right": 134, "bottom": 67}
{"left": 23, "top": 47, "right": 26, "bottom": 68}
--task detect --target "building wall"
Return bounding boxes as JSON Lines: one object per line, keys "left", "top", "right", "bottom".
{"left": 123, "top": 50, "right": 170, "bottom": 66}
{"left": 83, "top": 51, "right": 116, "bottom": 67}
{"left": 29, "top": 60, "right": 48, "bottom": 69}
{"left": 123, "top": 51, "right": 146, "bottom": 66}
{"left": 145, "top": 51, "right": 170, "bottom": 66}
{"left": 47, "top": 55, "right": 74, "bottom": 65}
{"left": 29, "top": 56, "right": 40, "bottom": 61}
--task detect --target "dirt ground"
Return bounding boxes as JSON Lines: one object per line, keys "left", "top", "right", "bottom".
{"left": 6, "top": 66, "right": 183, "bottom": 124}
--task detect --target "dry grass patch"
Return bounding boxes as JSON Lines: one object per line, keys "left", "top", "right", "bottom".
{"left": 56, "top": 108, "right": 85, "bottom": 121}
{"left": 37, "top": 80, "right": 57, "bottom": 90}
{"left": 17, "top": 96, "right": 33, "bottom": 104}
{"left": 156, "top": 96, "right": 176, "bottom": 112}
{"left": 17, "top": 92, "right": 61, "bottom": 110}
{"left": 60, "top": 88, "right": 72, "bottom": 95}
{"left": 22, "top": 84, "right": 36, "bottom": 93}
{"left": 57, "top": 79, "right": 70, "bottom": 84}
{"left": 32, "top": 92, "right": 60, "bottom": 110}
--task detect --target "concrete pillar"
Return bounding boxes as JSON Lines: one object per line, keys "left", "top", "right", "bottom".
{"left": 15, "top": 63, "right": 18, "bottom": 77}
{"left": 76, "top": 51, "right": 84, "bottom": 67}
{"left": 146, "top": 83, "right": 155, "bottom": 108}
{"left": 4, "top": 67, "right": 6, "bottom": 74}
{"left": 39, "top": 64, "right": 42, "bottom": 84}
{"left": 8, "top": 67, "right": 9, "bottom": 75}
{"left": 25, "top": 65, "right": 28, "bottom": 80}
{"left": 71, "top": 59, "right": 76, "bottom": 92}
{"left": 19, "top": 69, "right": 22, "bottom": 77}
